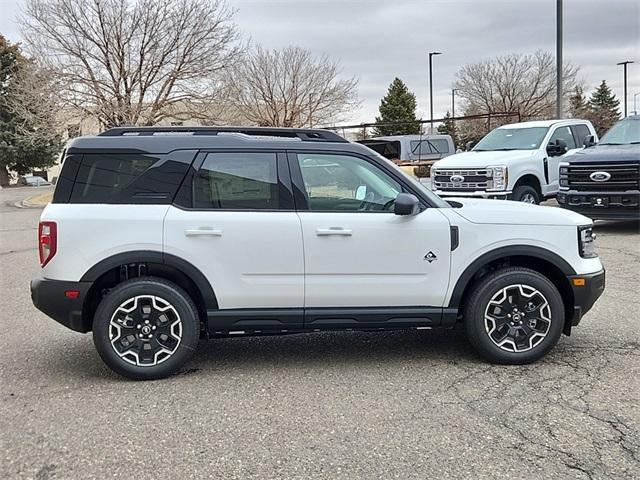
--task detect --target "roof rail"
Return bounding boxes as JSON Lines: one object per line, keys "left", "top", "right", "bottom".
{"left": 98, "top": 126, "right": 348, "bottom": 143}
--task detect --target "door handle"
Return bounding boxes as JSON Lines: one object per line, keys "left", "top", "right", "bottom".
{"left": 316, "top": 227, "right": 352, "bottom": 236}
{"left": 184, "top": 228, "right": 223, "bottom": 237}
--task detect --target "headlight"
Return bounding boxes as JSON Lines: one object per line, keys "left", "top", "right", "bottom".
{"left": 578, "top": 225, "right": 597, "bottom": 258}
{"left": 487, "top": 165, "right": 508, "bottom": 191}
{"left": 560, "top": 166, "right": 569, "bottom": 175}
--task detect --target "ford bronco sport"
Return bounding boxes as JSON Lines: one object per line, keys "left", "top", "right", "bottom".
{"left": 31, "top": 127, "right": 605, "bottom": 380}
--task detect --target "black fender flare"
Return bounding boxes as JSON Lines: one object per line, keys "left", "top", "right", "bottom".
{"left": 448, "top": 245, "right": 576, "bottom": 308}
{"left": 80, "top": 250, "right": 218, "bottom": 309}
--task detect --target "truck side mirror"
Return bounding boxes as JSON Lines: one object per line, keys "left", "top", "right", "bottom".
{"left": 394, "top": 193, "right": 420, "bottom": 216}
{"left": 547, "top": 139, "right": 568, "bottom": 157}
{"left": 583, "top": 135, "right": 596, "bottom": 148}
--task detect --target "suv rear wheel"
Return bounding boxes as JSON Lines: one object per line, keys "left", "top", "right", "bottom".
{"left": 92, "top": 277, "right": 200, "bottom": 380}
{"left": 463, "top": 267, "right": 564, "bottom": 364}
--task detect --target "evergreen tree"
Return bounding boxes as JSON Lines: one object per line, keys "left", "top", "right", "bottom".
{"left": 437, "top": 111, "right": 457, "bottom": 147}
{"left": 568, "top": 86, "right": 588, "bottom": 118}
{"left": 373, "top": 78, "right": 421, "bottom": 136}
{"left": 588, "top": 80, "right": 620, "bottom": 136}
{"left": 0, "top": 35, "right": 60, "bottom": 186}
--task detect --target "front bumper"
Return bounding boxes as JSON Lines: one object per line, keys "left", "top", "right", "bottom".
{"left": 567, "top": 269, "right": 605, "bottom": 329}
{"left": 433, "top": 190, "right": 511, "bottom": 198}
{"left": 31, "top": 278, "right": 92, "bottom": 333}
{"left": 558, "top": 191, "right": 640, "bottom": 220}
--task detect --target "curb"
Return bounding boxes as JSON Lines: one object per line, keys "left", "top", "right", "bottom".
{"left": 19, "top": 193, "right": 53, "bottom": 208}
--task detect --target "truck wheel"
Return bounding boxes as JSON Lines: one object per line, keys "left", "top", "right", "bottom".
{"left": 511, "top": 185, "right": 540, "bottom": 204}
{"left": 463, "top": 267, "right": 564, "bottom": 364}
{"left": 92, "top": 277, "right": 200, "bottom": 380}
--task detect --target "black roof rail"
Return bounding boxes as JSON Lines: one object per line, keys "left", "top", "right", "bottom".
{"left": 98, "top": 126, "right": 348, "bottom": 143}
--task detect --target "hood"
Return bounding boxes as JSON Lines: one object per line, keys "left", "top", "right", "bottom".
{"left": 445, "top": 198, "right": 591, "bottom": 226}
{"left": 570, "top": 143, "right": 640, "bottom": 163}
{"left": 433, "top": 150, "right": 536, "bottom": 168}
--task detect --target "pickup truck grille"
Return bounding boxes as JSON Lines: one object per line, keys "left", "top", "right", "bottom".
{"left": 432, "top": 169, "right": 492, "bottom": 190}
{"left": 562, "top": 163, "right": 640, "bottom": 191}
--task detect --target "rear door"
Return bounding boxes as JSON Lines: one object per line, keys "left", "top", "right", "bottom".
{"left": 163, "top": 150, "right": 304, "bottom": 330}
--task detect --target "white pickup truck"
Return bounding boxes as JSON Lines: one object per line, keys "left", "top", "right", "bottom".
{"left": 431, "top": 120, "right": 598, "bottom": 204}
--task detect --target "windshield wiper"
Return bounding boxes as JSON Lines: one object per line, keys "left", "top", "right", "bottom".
{"left": 599, "top": 142, "right": 623, "bottom": 145}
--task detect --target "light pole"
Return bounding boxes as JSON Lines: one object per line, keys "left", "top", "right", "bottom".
{"left": 429, "top": 51, "right": 442, "bottom": 134}
{"left": 556, "top": 0, "right": 563, "bottom": 119}
{"left": 617, "top": 60, "right": 634, "bottom": 117}
{"left": 451, "top": 88, "right": 460, "bottom": 144}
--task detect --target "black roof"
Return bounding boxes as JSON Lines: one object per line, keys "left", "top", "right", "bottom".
{"left": 67, "top": 126, "right": 363, "bottom": 154}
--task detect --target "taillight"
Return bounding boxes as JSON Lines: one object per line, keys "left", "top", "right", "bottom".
{"left": 38, "top": 221, "right": 57, "bottom": 267}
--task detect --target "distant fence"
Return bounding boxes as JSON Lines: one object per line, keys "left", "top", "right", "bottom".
{"left": 324, "top": 111, "right": 522, "bottom": 144}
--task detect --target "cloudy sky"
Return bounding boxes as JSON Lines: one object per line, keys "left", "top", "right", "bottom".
{"left": 1, "top": 0, "right": 638, "bottom": 125}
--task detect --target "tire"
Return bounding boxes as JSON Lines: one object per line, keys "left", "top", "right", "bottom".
{"left": 92, "top": 277, "right": 200, "bottom": 380}
{"left": 463, "top": 267, "right": 564, "bottom": 364}
{"left": 511, "top": 185, "right": 540, "bottom": 204}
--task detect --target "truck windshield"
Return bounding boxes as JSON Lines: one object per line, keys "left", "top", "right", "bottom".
{"left": 473, "top": 127, "right": 548, "bottom": 151}
{"left": 599, "top": 118, "right": 640, "bottom": 145}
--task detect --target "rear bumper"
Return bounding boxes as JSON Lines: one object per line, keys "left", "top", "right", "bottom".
{"left": 30, "top": 277, "right": 92, "bottom": 333}
{"left": 568, "top": 269, "right": 605, "bottom": 327}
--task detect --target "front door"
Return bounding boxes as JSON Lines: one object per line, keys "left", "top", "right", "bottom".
{"left": 547, "top": 125, "right": 580, "bottom": 190}
{"left": 163, "top": 151, "right": 304, "bottom": 330}
{"left": 290, "top": 151, "right": 451, "bottom": 324}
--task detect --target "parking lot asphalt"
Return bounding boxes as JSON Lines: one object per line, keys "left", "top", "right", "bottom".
{"left": 1, "top": 187, "right": 638, "bottom": 480}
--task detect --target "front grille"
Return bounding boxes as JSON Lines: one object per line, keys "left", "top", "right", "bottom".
{"left": 433, "top": 169, "right": 492, "bottom": 190}
{"left": 562, "top": 163, "right": 640, "bottom": 191}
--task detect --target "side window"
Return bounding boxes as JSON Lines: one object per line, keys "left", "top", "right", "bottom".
{"left": 296, "top": 153, "right": 401, "bottom": 212}
{"left": 70, "top": 154, "right": 156, "bottom": 203}
{"left": 549, "top": 126, "right": 577, "bottom": 149}
{"left": 571, "top": 124, "right": 591, "bottom": 146}
{"left": 193, "top": 152, "right": 279, "bottom": 209}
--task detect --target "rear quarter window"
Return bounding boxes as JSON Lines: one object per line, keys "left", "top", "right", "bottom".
{"left": 70, "top": 154, "right": 157, "bottom": 203}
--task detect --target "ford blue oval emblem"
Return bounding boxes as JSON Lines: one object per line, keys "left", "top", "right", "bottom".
{"left": 589, "top": 171, "right": 611, "bottom": 182}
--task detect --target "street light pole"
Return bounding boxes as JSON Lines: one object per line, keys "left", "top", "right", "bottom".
{"left": 451, "top": 88, "right": 460, "bottom": 144}
{"left": 429, "top": 51, "right": 442, "bottom": 134}
{"left": 617, "top": 61, "right": 634, "bottom": 117}
{"left": 556, "top": 0, "right": 563, "bottom": 119}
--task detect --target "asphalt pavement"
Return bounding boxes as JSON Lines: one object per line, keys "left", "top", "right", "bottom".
{"left": 1, "top": 186, "right": 638, "bottom": 479}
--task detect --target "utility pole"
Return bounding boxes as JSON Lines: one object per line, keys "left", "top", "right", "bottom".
{"left": 429, "top": 51, "right": 442, "bottom": 134}
{"left": 556, "top": 0, "right": 563, "bottom": 119}
{"left": 617, "top": 61, "right": 634, "bottom": 117}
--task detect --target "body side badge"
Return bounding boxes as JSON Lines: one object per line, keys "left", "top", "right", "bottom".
{"left": 424, "top": 251, "right": 437, "bottom": 263}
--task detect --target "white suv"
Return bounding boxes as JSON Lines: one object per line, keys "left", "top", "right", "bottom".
{"left": 31, "top": 126, "right": 605, "bottom": 380}
{"left": 431, "top": 120, "right": 598, "bottom": 204}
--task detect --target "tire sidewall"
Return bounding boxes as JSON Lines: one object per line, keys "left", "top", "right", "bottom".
{"left": 92, "top": 278, "right": 199, "bottom": 380}
{"left": 512, "top": 185, "right": 540, "bottom": 204}
{"left": 464, "top": 270, "right": 564, "bottom": 364}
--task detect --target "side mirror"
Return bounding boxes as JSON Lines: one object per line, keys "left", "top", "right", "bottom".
{"left": 583, "top": 135, "right": 596, "bottom": 148}
{"left": 394, "top": 193, "right": 420, "bottom": 216}
{"left": 465, "top": 141, "right": 475, "bottom": 151}
{"left": 546, "top": 139, "right": 568, "bottom": 157}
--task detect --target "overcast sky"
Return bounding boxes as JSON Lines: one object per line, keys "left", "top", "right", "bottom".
{"left": 1, "top": 0, "right": 638, "bottom": 125}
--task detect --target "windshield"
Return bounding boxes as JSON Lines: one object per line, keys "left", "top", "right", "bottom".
{"left": 599, "top": 118, "right": 640, "bottom": 145}
{"left": 473, "top": 127, "right": 548, "bottom": 151}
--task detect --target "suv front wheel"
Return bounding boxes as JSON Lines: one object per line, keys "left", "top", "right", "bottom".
{"left": 92, "top": 277, "right": 200, "bottom": 380}
{"left": 463, "top": 267, "right": 564, "bottom": 364}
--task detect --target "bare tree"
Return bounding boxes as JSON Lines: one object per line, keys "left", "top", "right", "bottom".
{"left": 228, "top": 46, "right": 358, "bottom": 127}
{"left": 454, "top": 50, "right": 580, "bottom": 121}
{"left": 21, "top": 0, "right": 241, "bottom": 127}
